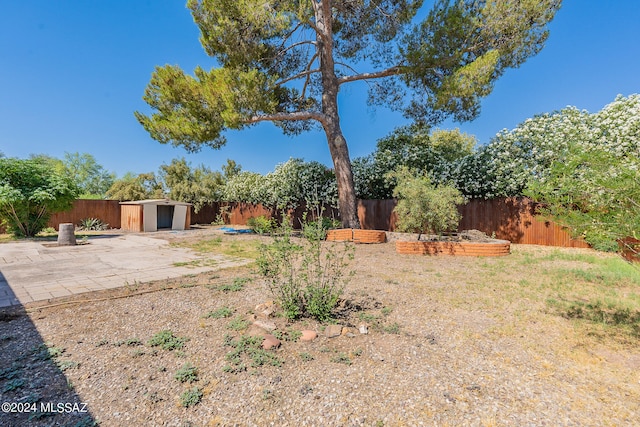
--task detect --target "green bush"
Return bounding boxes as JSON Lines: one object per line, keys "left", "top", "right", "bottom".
{"left": 525, "top": 143, "right": 640, "bottom": 254}
{"left": 301, "top": 215, "right": 340, "bottom": 241}
{"left": 247, "top": 215, "right": 277, "bottom": 234}
{"left": 390, "top": 167, "right": 466, "bottom": 238}
{"left": 0, "top": 158, "right": 78, "bottom": 237}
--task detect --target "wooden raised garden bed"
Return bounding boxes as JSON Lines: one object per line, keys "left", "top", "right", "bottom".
{"left": 326, "top": 229, "right": 387, "bottom": 244}
{"left": 396, "top": 239, "right": 511, "bottom": 256}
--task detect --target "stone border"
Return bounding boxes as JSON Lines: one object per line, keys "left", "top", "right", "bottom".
{"left": 326, "top": 229, "right": 387, "bottom": 244}
{"left": 395, "top": 240, "right": 511, "bottom": 256}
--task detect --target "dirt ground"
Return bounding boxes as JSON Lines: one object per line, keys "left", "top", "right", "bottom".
{"left": 1, "top": 230, "right": 639, "bottom": 426}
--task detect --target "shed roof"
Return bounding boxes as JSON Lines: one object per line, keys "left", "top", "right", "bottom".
{"left": 119, "top": 199, "right": 192, "bottom": 206}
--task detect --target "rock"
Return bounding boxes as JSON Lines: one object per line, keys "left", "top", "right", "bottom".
{"left": 253, "top": 320, "right": 277, "bottom": 332}
{"left": 358, "top": 324, "right": 369, "bottom": 335}
{"left": 246, "top": 325, "right": 268, "bottom": 337}
{"left": 262, "top": 334, "right": 281, "bottom": 350}
{"left": 324, "top": 324, "right": 342, "bottom": 338}
{"left": 341, "top": 327, "right": 355, "bottom": 336}
{"left": 300, "top": 330, "right": 317, "bottom": 342}
{"left": 255, "top": 301, "right": 276, "bottom": 318}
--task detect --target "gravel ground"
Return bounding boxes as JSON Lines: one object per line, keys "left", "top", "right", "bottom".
{"left": 1, "top": 231, "right": 639, "bottom": 426}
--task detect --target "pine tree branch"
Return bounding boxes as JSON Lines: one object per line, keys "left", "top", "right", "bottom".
{"left": 337, "top": 66, "right": 402, "bottom": 85}
{"left": 246, "top": 111, "right": 325, "bottom": 125}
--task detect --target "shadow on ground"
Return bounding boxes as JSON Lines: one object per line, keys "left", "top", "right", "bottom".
{"left": 0, "top": 272, "right": 97, "bottom": 427}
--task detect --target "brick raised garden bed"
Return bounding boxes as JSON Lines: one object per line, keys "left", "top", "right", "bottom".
{"left": 396, "top": 240, "right": 511, "bottom": 256}
{"left": 326, "top": 229, "right": 387, "bottom": 244}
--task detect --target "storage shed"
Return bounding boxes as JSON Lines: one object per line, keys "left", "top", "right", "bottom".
{"left": 120, "top": 199, "right": 191, "bottom": 232}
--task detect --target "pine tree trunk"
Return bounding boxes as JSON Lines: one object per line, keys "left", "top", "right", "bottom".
{"left": 325, "top": 121, "right": 360, "bottom": 228}
{"left": 315, "top": 0, "right": 360, "bottom": 229}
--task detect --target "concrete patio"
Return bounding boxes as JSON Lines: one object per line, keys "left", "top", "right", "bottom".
{"left": 0, "top": 232, "right": 246, "bottom": 308}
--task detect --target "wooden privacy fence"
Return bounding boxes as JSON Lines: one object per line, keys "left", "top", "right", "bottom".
{"left": 0, "top": 199, "right": 121, "bottom": 234}
{"left": 357, "top": 198, "right": 589, "bottom": 248}
{"left": 47, "top": 200, "right": 121, "bottom": 230}
{"left": 191, "top": 198, "right": 586, "bottom": 248}
{"left": 191, "top": 202, "right": 340, "bottom": 229}
{"left": 1, "top": 198, "right": 588, "bottom": 248}
{"left": 457, "top": 198, "right": 589, "bottom": 247}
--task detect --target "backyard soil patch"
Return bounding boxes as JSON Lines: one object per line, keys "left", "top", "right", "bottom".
{"left": 1, "top": 230, "right": 639, "bottom": 426}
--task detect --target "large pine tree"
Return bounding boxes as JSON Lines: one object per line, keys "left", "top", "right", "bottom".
{"left": 136, "top": 0, "right": 561, "bottom": 227}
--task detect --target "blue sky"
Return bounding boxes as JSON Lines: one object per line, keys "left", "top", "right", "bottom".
{"left": 1, "top": 1, "right": 639, "bottom": 177}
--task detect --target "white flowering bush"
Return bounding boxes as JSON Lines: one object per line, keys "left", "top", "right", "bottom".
{"left": 351, "top": 155, "right": 393, "bottom": 200}
{"left": 222, "top": 94, "right": 640, "bottom": 233}
{"left": 221, "top": 158, "right": 337, "bottom": 210}
{"left": 451, "top": 94, "right": 640, "bottom": 198}
{"left": 221, "top": 171, "right": 267, "bottom": 205}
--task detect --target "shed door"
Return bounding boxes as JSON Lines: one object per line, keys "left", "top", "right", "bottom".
{"left": 172, "top": 205, "right": 188, "bottom": 231}
{"left": 157, "top": 205, "right": 174, "bottom": 229}
{"left": 143, "top": 204, "right": 157, "bottom": 232}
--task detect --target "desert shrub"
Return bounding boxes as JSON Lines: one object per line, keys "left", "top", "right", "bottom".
{"left": 147, "top": 330, "right": 188, "bottom": 351}
{"left": 179, "top": 387, "right": 203, "bottom": 407}
{"left": 391, "top": 167, "right": 466, "bottom": 238}
{"left": 247, "top": 215, "right": 277, "bottom": 234}
{"left": 257, "top": 220, "right": 354, "bottom": 321}
{"left": 174, "top": 363, "right": 198, "bottom": 383}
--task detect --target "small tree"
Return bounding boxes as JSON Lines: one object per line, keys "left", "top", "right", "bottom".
{"left": 391, "top": 167, "right": 465, "bottom": 239}
{"left": 0, "top": 158, "right": 78, "bottom": 237}
{"left": 62, "top": 152, "right": 116, "bottom": 199}
{"left": 106, "top": 172, "right": 164, "bottom": 201}
{"left": 159, "top": 158, "right": 224, "bottom": 213}
{"left": 136, "top": 0, "right": 561, "bottom": 228}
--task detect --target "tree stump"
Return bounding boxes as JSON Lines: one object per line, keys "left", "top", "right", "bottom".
{"left": 57, "top": 223, "right": 76, "bottom": 246}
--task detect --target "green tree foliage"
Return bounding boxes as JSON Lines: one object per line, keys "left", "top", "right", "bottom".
{"left": 61, "top": 152, "right": 116, "bottom": 199}
{"left": 391, "top": 167, "right": 465, "bottom": 238}
{"left": 106, "top": 172, "right": 164, "bottom": 201}
{"left": 525, "top": 144, "right": 640, "bottom": 253}
{"left": 159, "top": 158, "right": 224, "bottom": 212}
{"left": 0, "top": 158, "right": 78, "bottom": 237}
{"left": 353, "top": 126, "right": 476, "bottom": 199}
{"left": 221, "top": 159, "right": 242, "bottom": 180}
{"left": 135, "top": 0, "right": 560, "bottom": 228}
